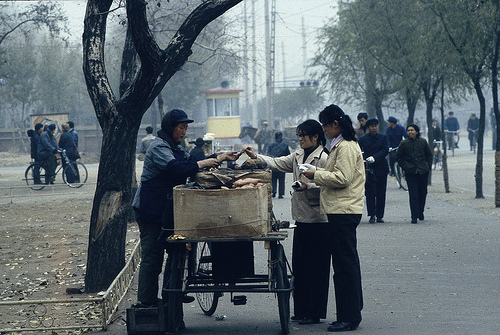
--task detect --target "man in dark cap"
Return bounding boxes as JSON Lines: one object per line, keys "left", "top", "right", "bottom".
{"left": 131, "top": 109, "right": 239, "bottom": 315}
{"left": 467, "top": 113, "right": 479, "bottom": 151}
{"left": 189, "top": 137, "right": 207, "bottom": 160}
{"left": 358, "top": 118, "right": 389, "bottom": 223}
{"left": 385, "top": 116, "right": 407, "bottom": 176}
{"left": 444, "top": 111, "right": 460, "bottom": 149}
{"left": 37, "top": 124, "right": 60, "bottom": 184}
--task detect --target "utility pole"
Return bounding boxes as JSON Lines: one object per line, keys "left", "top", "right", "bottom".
{"left": 251, "top": 0, "right": 258, "bottom": 128}
{"left": 264, "top": 0, "right": 276, "bottom": 128}
{"left": 243, "top": 1, "right": 250, "bottom": 123}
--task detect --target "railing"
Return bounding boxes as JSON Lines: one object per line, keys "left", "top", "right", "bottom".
{"left": 0, "top": 241, "right": 141, "bottom": 333}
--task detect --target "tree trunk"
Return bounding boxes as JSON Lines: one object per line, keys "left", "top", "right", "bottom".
{"left": 473, "top": 78, "right": 485, "bottom": 199}
{"left": 82, "top": 0, "right": 242, "bottom": 292}
{"left": 85, "top": 115, "right": 140, "bottom": 292}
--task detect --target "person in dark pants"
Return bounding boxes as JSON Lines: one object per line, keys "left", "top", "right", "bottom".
{"left": 28, "top": 123, "right": 44, "bottom": 184}
{"left": 358, "top": 118, "right": 389, "bottom": 223}
{"left": 385, "top": 116, "right": 407, "bottom": 176}
{"left": 302, "top": 104, "right": 365, "bottom": 332}
{"left": 58, "top": 122, "right": 80, "bottom": 183}
{"left": 244, "top": 120, "right": 329, "bottom": 325}
{"left": 396, "top": 124, "right": 433, "bottom": 223}
{"left": 467, "top": 113, "right": 479, "bottom": 151}
{"left": 37, "top": 124, "right": 60, "bottom": 184}
{"left": 131, "top": 109, "right": 237, "bottom": 309}
{"left": 267, "top": 132, "right": 290, "bottom": 198}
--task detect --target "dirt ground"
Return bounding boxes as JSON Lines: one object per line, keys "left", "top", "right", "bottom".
{"left": 0, "top": 153, "right": 140, "bottom": 333}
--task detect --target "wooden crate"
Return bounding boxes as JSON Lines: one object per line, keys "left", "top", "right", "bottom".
{"left": 126, "top": 306, "right": 166, "bottom": 335}
{"left": 173, "top": 184, "right": 269, "bottom": 238}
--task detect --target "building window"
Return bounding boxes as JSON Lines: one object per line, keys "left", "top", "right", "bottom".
{"left": 207, "top": 97, "right": 240, "bottom": 117}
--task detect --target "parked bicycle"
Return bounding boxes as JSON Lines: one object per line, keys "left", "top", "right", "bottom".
{"left": 24, "top": 149, "right": 88, "bottom": 190}
{"left": 432, "top": 140, "right": 443, "bottom": 170}
{"left": 388, "top": 147, "right": 407, "bottom": 191}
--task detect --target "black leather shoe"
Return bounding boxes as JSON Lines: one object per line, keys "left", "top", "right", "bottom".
{"left": 299, "top": 318, "right": 320, "bottom": 325}
{"left": 376, "top": 218, "right": 384, "bottom": 223}
{"left": 182, "top": 295, "right": 195, "bottom": 303}
{"left": 369, "top": 216, "right": 376, "bottom": 223}
{"left": 418, "top": 214, "right": 424, "bottom": 221}
{"left": 328, "top": 321, "right": 360, "bottom": 332}
{"left": 411, "top": 218, "right": 418, "bottom": 224}
{"left": 291, "top": 315, "right": 303, "bottom": 321}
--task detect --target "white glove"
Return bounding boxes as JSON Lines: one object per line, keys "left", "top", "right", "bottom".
{"left": 298, "top": 164, "right": 316, "bottom": 173}
{"left": 366, "top": 156, "right": 375, "bottom": 163}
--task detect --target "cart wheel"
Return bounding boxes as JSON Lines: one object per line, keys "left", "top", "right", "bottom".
{"left": 165, "top": 249, "right": 184, "bottom": 333}
{"left": 273, "top": 243, "right": 290, "bottom": 334}
{"left": 195, "top": 242, "right": 220, "bottom": 316}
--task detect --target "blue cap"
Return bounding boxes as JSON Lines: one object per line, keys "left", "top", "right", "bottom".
{"left": 387, "top": 116, "right": 398, "bottom": 124}
{"left": 366, "top": 118, "right": 379, "bottom": 127}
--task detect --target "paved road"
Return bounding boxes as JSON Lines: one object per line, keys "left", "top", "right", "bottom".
{"left": 1, "top": 146, "right": 499, "bottom": 334}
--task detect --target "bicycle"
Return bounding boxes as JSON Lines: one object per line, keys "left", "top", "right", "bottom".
{"left": 24, "top": 149, "right": 88, "bottom": 190}
{"left": 444, "top": 130, "right": 459, "bottom": 157}
{"left": 388, "top": 147, "right": 407, "bottom": 191}
{"left": 432, "top": 140, "right": 443, "bottom": 170}
{"left": 469, "top": 129, "right": 478, "bottom": 154}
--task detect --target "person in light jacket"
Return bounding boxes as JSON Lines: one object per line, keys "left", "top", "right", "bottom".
{"left": 244, "top": 119, "right": 329, "bottom": 325}
{"left": 302, "top": 104, "right": 365, "bottom": 332}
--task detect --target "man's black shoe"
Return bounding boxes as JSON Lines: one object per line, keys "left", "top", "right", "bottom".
{"left": 299, "top": 318, "right": 320, "bottom": 325}
{"left": 418, "top": 214, "right": 424, "bottom": 221}
{"left": 376, "top": 218, "right": 384, "bottom": 223}
{"left": 411, "top": 218, "right": 418, "bottom": 224}
{"left": 369, "top": 216, "right": 376, "bottom": 223}
{"left": 328, "top": 321, "right": 359, "bottom": 332}
{"left": 182, "top": 295, "right": 195, "bottom": 303}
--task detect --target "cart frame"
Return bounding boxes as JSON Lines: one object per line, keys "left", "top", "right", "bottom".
{"left": 162, "top": 232, "right": 293, "bottom": 334}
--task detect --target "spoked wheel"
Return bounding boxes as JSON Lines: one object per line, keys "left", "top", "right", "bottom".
{"left": 25, "top": 164, "right": 46, "bottom": 190}
{"left": 62, "top": 162, "right": 88, "bottom": 188}
{"left": 394, "top": 162, "right": 407, "bottom": 191}
{"left": 271, "top": 242, "right": 290, "bottom": 334}
{"left": 195, "top": 242, "right": 220, "bottom": 316}
{"left": 164, "top": 247, "right": 184, "bottom": 334}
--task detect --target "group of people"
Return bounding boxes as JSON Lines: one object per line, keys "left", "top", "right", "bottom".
{"left": 132, "top": 106, "right": 365, "bottom": 332}
{"left": 132, "top": 104, "right": 452, "bottom": 332}
{"left": 27, "top": 121, "right": 79, "bottom": 184}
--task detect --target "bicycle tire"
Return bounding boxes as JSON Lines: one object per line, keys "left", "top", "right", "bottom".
{"left": 195, "top": 242, "right": 219, "bottom": 316}
{"left": 272, "top": 243, "right": 290, "bottom": 334}
{"left": 25, "top": 164, "right": 46, "bottom": 190}
{"left": 394, "top": 162, "right": 407, "bottom": 191}
{"left": 62, "top": 162, "right": 88, "bottom": 188}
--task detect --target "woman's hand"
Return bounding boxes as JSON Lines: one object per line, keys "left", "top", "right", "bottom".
{"left": 243, "top": 146, "right": 257, "bottom": 159}
{"left": 217, "top": 151, "right": 240, "bottom": 162}
{"left": 301, "top": 168, "right": 315, "bottom": 179}
{"left": 198, "top": 157, "right": 219, "bottom": 169}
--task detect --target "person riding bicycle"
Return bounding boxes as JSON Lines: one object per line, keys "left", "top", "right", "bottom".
{"left": 58, "top": 122, "right": 80, "bottom": 183}
{"left": 444, "top": 111, "right": 460, "bottom": 150}
{"left": 467, "top": 113, "right": 479, "bottom": 151}
{"left": 385, "top": 116, "right": 407, "bottom": 177}
{"left": 37, "top": 124, "right": 60, "bottom": 184}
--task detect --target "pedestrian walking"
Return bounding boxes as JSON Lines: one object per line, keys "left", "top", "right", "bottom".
{"left": 385, "top": 116, "right": 407, "bottom": 176}
{"left": 396, "top": 124, "right": 433, "bottom": 224}
{"left": 267, "top": 132, "right": 290, "bottom": 198}
{"left": 358, "top": 118, "right": 389, "bottom": 223}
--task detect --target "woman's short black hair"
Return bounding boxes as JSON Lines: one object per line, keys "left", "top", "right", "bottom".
{"left": 406, "top": 123, "right": 421, "bottom": 138}
{"left": 296, "top": 119, "right": 326, "bottom": 146}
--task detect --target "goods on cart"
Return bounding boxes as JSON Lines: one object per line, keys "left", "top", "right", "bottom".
{"left": 173, "top": 183, "right": 269, "bottom": 238}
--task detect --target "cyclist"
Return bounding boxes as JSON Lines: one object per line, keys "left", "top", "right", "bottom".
{"left": 37, "top": 124, "right": 60, "bottom": 184}
{"left": 58, "top": 122, "right": 80, "bottom": 183}
{"left": 467, "top": 113, "right": 479, "bottom": 151}
{"left": 444, "top": 111, "right": 460, "bottom": 150}
{"left": 385, "top": 116, "right": 407, "bottom": 177}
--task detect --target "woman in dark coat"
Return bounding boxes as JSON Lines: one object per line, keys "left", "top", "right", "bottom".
{"left": 396, "top": 124, "right": 433, "bottom": 223}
